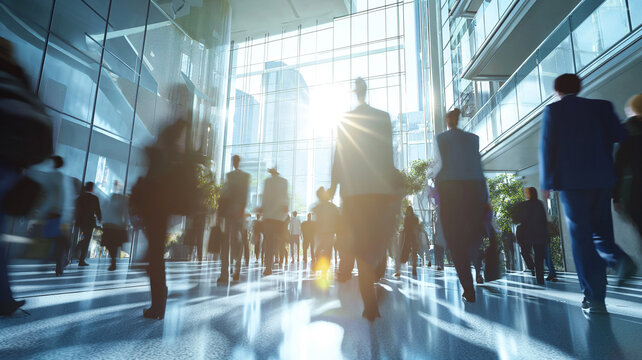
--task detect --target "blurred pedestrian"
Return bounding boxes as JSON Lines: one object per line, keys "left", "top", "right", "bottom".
{"left": 0, "top": 37, "right": 53, "bottom": 315}
{"left": 102, "top": 181, "right": 129, "bottom": 271}
{"left": 75, "top": 182, "right": 101, "bottom": 267}
{"left": 329, "top": 77, "right": 402, "bottom": 321}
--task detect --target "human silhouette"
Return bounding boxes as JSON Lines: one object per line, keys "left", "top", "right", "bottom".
{"left": 433, "top": 107, "right": 488, "bottom": 303}
{"left": 289, "top": 211, "right": 301, "bottom": 263}
{"left": 39, "top": 156, "right": 67, "bottom": 276}
{"left": 218, "top": 155, "right": 250, "bottom": 283}
{"left": 102, "top": 180, "right": 129, "bottom": 271}
{"left": 301, "top": 213, "right": 315, "bottom": 264}
{"left": 74, "top": 181, "right": 101, "bottom": 267}
{"left": 539, "top": 73, "right": 636, "bottom": 314}
{"left": 311, "top": 187, "right": 339, "bottom": 279}
{"left": 251, "top": 214, "right": 263, "bottom": 262}
{"left": 0, "top": 37, "right": 53, "bottom": 315}
{"left": 131, "top": 119, "right": 200, "bottom": 320}
{"left": 400, "top": 206, "right": 420, "bottom": 277}
{"left": 512, "top": 187, "right": 549, "bottom": 285}
{"left": 500, "top": 230, "right": 516, "bottom": 271}
{"left": 259, "top": 167, "right": 289, "bottom": 276}
{"left": 329, "top": 77, "right": 402, "bottom": 321}
{"left": 614, "top": 94, "right": 642, "bottom": 238}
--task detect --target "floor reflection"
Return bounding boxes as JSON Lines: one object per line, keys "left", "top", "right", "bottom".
{"left": 1, "top": 260, "right": 641, "bottom": 359}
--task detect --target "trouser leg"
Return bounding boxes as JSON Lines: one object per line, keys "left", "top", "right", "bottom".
{"left": 473, "top": 247, "right": 483, "bottom": 276}
{"left": 519, "top": 242, "right": 534, "bottom": 270}
{"left": 450, "top": 243, "right": 474, "bottom": 294}
{"left": 434, "top": 245, "right": 444, "bottom": 268}
{"left": 55, "top": 237, "right": 69, "bottom": 273}
{"left": 591, "top": 189, "right": 627, "bottom": 268}
{"left": 302, "top": 239, "right": 309, "bottom": 262}
{"left": 560, "top": 190, "right": 607, "bottom": 303}
{"left": 107, "top": 244, "right": 119, "bottom": 266}
{"left": 0, "top": 242, "right": 13, "bottom": 301}
{"left": 220, "top": 223, "right": 231, "bottom": 277}
{"left": 145, "top": 216, "right": 168, "bottom": 313}
{"left": 79, "top": 226, "right": 93, "bottom": 262}
{"left": 545, "top": 244, "right": 556, "bottom": 276}
{"left": 356, "top": 258, "right": 377, "bottom": 314}
{"left": 533, "top": 243, "right": 546, "bottom": 283}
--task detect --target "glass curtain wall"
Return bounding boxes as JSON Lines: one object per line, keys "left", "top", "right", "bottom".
{"left": 0, "top": 0, "right": 232, "bottom": 259}
{"left": 439, "top": 0, "right": 501, "bottom": 125}
{"left": 225, "top": 0, "right": 433, "bottom": 218}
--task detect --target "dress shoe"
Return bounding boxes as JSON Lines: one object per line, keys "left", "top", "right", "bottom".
{"left": 581, "top": 301, "right": 607, "bottom": 314}
{"left": 546, "top": 274, "right": 558, "bottom": 282}
{"left": 476, "top": 274, "right": 484, "bottom": 284}
{"left": 362, "top": 308, "right": 381, "bottom": 322}
{"left": 581, "top": 297, "right": 589, "bottom": 309}
{"left": 108, "top": 264, "right": 117, "bottom": 271}
{"left": 78, "top": 261, "right": 89, "bottom": 267}
{"left": 462, "top": 290, "right": 476, "bottom": 303}
{"left": 143, "top": 307, "right": 164, "bottom": 320}
{"left": 0, "top": 300, "right": 26, "bottom": 316}
{"left": 616, "top": 257, "right": 637, "bottom": 286}
{"left": 393, "top": 272, "right": 401, "bottom": 278}
{"left": 436, "top": 266, "right": 443, "bottom": 271}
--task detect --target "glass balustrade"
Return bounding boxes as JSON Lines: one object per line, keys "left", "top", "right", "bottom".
{"left": 461, "top": 0, "right": 639, "bottom": 151}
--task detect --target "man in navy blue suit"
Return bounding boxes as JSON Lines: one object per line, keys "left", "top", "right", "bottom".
{"left": 434, "top": 108, "right": 488, "bottom": 303}
{"left": 539, "top": 73, "right": 637, "bottom": 315}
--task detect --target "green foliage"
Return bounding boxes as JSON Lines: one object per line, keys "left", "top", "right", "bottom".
{"left": 487, "top": 174, "right": 525, "bottom": 234}
{"left": 402, "top": 159, "right": 435, "bottom": 197}
{"left": 197, "top": 165, "right": 223, "bottom": 211}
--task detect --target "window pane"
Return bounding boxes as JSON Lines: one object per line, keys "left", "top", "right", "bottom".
{"left": 368, "top": 10, "right": 386, "bottom": 42}
{"left": 39, "top": 41, "right": 100, "bottom": 122}
{"left": 515, "top": 63, "right": 541, "bottom": 118}
{"left": 50, "top": 0, "right": 105, "bottom": 62}
{"left": 572, "top": 0, "right": 629, "bottom": 69}
{"left": 538, "top": 35, "right": 574, "bottom": 100}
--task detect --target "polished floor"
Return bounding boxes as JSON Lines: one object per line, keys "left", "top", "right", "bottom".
{"left": 1, "top": 258, "right": 641, "bottom": 360}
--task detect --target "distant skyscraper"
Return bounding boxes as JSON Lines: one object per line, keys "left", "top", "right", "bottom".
{"left": 232, "top": 90, "right": 260, "bottom": 146}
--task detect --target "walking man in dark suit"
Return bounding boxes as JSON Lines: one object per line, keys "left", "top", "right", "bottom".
{"left": 75, "top": 182, "right": 101, "bottom": 267}
{"left": 540, "top": 73, "right": 637, "bottom": 314}
{"left": 218, "top": 155, "right": 250, "bottom": 283}
{"left": 433, "top": 108, "right": 488, "bottom": 303}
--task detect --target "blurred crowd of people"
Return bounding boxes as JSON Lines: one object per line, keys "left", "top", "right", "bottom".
{"left": 1, "top": 33, "right": 640, "bottom": 322}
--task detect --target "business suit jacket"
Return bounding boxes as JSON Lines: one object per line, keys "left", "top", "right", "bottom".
{"left": 222, "top": 169, "right": 250, "bottom": 218}
{"left": 331, "top": 103, "right": 398, "bottom": 197}
{"left": 512, "top": 199, "right": 549, "bottom": 245}
{"left": 261, "top": 174, "right": 289, "bottom": 221}
{"left": 75, "top": 192, "right": 101, "bottom": 229}
{"left": 539, "top": 95, "right": 628, "bottom": 190}
{"left": 435, "top": 129, "right": 485, "bottom": 183}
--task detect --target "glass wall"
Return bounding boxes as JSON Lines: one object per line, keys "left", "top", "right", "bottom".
{"left": 439, "top": 0, "right": 503, "bottom": 124}
{"left": 461, "top": 0, "right": 639, "bottom": 150}
{"left": 1, "top": 0, "right": 232, "bottom": 258}
{"left": 225, "top": 0, "right": 433, "bottom": 215}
